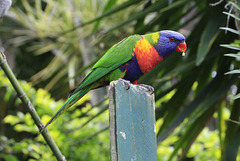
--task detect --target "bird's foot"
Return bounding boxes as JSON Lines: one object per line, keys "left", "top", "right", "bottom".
{"left": 117, "top": 78, "right": 131, "bottom": 90}
{"left": 138, "top": 84, "right": 154, "bottom": 95}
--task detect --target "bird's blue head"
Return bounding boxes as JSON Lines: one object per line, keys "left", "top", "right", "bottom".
{"left": 155, "top": 30, "right": 187, "bottom": 58}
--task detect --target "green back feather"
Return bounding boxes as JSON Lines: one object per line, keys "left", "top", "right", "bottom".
{"left": 71, "top": 34, "right": 142, "bottom": 94}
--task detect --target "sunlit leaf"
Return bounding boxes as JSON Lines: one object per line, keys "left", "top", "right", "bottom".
{"left": 220, "top": 44, "right": 240, "bottom": 50}
{"left": 220, "top": 27, "right": 240, "bottom": 35}
{"left": 223, "top": 11, "right": 240, "bottom": 21}
{"left": 232, "top": 93, "right": 240, "bottom": 100}
{"left": 228, "top": 1, "right": 240, "bottom": 10}
{"left": 224, "top": 53, "right": 240, "bottom": 59}
{"left": 225, "top": 70, "right": 240, "bottom": 75}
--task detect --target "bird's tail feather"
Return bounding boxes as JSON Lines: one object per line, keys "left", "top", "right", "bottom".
{"left": 42, "top": 86, "right": 91, "bottom": 132}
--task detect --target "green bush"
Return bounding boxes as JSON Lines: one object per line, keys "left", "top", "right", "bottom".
{"left": 0, "top": 70, "right": 110, "bottom": 161}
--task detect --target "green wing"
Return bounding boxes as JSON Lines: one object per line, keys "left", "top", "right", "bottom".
{"left": 42, "top": 35, "right": 142, "bottom": 130}
{"left": 72, "top": 34, "right": 142, "bottom": 93}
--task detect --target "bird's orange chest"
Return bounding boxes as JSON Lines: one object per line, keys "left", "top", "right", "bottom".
{"left": 133, "top": 38, "right": 163, "bottom": 74}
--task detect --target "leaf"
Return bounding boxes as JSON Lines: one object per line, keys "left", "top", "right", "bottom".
{"left": 225, "top": 70, "right": 240, "bottom": 75}
{"left": 223, "top": 11, "right": 240, "bottom": 21}
{"left": 107, "top": 0, "right": 188, "bottom": 33}
{"left": 220, "top": 44, "right": 240, "bottom": 51}
{"left": 223, "top": 92, "right": 240, "bottom": 160}
{"left": 196, "top": 14, "right": 223, "bottom": 66}
{"left": 91, "top": 0, "right": 117, "bottom": 32}
{"left": 217, "top": 103, "right": 224, "bottom": 152}
{"left": 232, "top": 93, "right": 240, "bottom": 100}
{"left": 228, "top": 1, "right": 240, "bottom": 11}
{"left": 168, "top": 103, "right": 217, "bottom": 161}
{"left": 71, "top": 126, "right": 109, "bottom": 145}
{"left": 220, "top": 27, "right": 240, "bottom": 35}
{"left": 3, "top": 115, "right": 20, "bottom": 125}
{"left": 65, "top": 105, "right": 108, "bottom": 133}
{"left": 224, "top": 53, "right": 240, "bottom": 59}
{"left": 57, "top": 0, "right": 141, "bottom": 36}
{"left": 157, "top": 73, "right": 196, "bottom": 134}
{"left": 157, "top": 75, "right": 236, "bottom": 143}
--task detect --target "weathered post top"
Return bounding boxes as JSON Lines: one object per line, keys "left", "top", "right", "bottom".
{"left": 108, "top": 80, "right": 158, "bottom": 161}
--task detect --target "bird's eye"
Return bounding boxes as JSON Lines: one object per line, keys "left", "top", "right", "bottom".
{"left": 170, "top": 37, "right": 175, "bottom": 42}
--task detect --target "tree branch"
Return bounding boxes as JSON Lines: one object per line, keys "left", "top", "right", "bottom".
{"left": 0, "top": 50, "right": 66, "bottom": 161}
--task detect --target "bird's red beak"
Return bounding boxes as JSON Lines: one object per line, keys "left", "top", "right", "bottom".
{"left": 176, "top": 42, "right": 187, "bottom": 53}
{"left": 176, "top": 41, "right": 187, "bottom": 56}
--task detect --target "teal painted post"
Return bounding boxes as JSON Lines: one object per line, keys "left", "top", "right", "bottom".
{"left": 108, "top": 80, "right": 158, "bottom": 161}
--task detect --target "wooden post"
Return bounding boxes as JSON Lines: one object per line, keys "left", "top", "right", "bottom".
{"left": 108, "top": 80, "right": 158, "bottom": 161}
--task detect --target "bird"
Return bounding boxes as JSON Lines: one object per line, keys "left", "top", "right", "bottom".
{"left": 43, "top": 30, "right": 187, "bottom": 130}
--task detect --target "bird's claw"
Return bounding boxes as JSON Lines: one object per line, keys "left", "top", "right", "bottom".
{"left": 117, "top": 78, "right": 131, "bottom": 90}
{"left": 138, "top": 84, "right": 154, "bottom": 95}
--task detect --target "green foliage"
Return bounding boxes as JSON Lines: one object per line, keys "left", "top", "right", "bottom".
{"left": 0, "top": 0, "right": 135, "bottom": 95}
{"left": 1, "top": 0, "right": 240, "bottom": 161}
{"left": 157, "top": 127, "right": 222, "bottom": 161}
{"left": 0, "top": 71, "right": 110, "bottom": 161}
{"left": 1, "top": 68, "right": 238, "bottom": 160}
{"left": 221, "top": 1, "right": 240, "bottom": 100}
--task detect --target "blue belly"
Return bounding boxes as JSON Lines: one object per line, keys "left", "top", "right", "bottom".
{"left": 120, "top": 55, "right": 144, "bottom": 83}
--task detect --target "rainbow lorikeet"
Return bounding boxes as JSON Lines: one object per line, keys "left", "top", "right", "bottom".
{"left": 44, "top": 30, "right": 187, "bottom": 129}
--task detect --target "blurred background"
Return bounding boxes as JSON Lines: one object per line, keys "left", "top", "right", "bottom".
{"left": 0, "top": 0, "right": 239, "bottom": 160}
